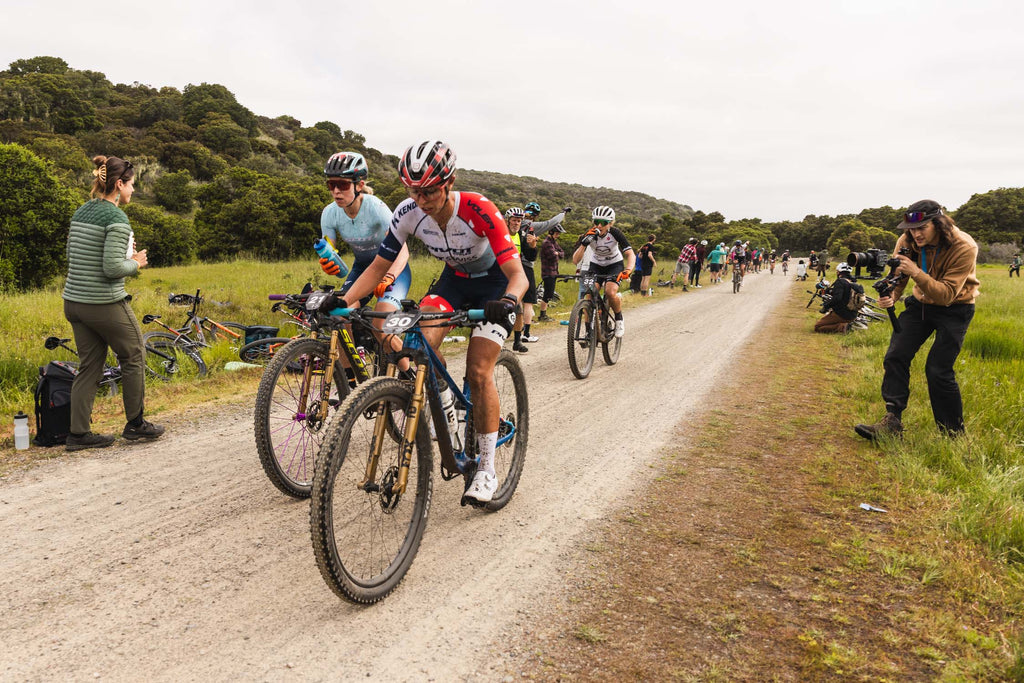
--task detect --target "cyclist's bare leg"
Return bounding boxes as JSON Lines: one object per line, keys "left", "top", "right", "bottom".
{"left": 419, "top": 305, "right": 449, "bottom": 366}
{"left": 603, "top": 280, "right": 622, "bottom": 314}
{"left": 370, "top": 300, "right": 410, "bottom": 372}
{"left": 465, "top": 336, "right": 500, "bottom": 435}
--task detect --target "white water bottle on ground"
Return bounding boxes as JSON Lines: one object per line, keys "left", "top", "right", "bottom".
{"left": 14, "top": 411, "right": 30, "bottom": 450}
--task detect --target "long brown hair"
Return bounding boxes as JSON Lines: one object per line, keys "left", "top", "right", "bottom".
{"left": 90, "top": 155, "right": 134, "bottom": 198}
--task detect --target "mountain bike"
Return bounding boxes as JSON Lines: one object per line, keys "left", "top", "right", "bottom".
{"left": 236, "top": 295, "right": 313, "bottom": 364}
{"left": 253, "top": 287, "right": 390, "bottom": 499}
{"left": 732, "top": 262, "right": 744, "bottom": 293}
{"left": 782, "top": 260, "right": 789, "bottom": 275}
{"left": 309, "top": 301, "right": 528, "bottom": 604}
{"left": 558, "top": 272, "right": 621, "bottom": 379}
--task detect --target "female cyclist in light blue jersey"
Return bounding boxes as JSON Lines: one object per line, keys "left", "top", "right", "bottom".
{"left": 320, "top": 152, "right": 411, "bottom": 309}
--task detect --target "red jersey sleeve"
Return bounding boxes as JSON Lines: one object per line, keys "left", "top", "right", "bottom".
{"left": 457, "top": 192, "right": 521, "bottom": 267}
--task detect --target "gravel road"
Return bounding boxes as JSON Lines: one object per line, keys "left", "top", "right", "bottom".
{"left": 0, "top": 271, "right": 791, "bottom": 681}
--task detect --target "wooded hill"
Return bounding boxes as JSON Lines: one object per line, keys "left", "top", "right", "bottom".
{"left": 1, "top": 56, "right": 1021, "bottom": 293}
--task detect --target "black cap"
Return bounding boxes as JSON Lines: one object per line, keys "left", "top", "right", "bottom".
{"left": 898, "top": 199, "right": 944, "bottom": 230}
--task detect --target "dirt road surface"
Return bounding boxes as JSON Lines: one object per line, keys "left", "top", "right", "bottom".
{"left": 1, "top": 271, "right": 791, "bottom": 681}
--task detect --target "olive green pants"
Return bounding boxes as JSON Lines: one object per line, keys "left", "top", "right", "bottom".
{"left": 63, "top": 299, "right": 146, "bottom": 434}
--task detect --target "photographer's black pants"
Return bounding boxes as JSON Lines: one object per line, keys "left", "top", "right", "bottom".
{"left": 881, "top": 297, "right": 974, "bottom": 433}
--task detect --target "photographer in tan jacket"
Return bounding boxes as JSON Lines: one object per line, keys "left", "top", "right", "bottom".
{"left": 855, "top": 200, "right": 979, "bottom": 441}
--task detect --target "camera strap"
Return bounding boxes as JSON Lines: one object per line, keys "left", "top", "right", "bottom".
{"left": 920, "top": 246, "right": 940, "bottom": 275}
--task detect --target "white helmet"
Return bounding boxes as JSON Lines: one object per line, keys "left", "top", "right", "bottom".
{"left": 592, "top": 206, "right": 615, "bottom": 222}
{"left": 836, "top": 262, "right": 853, "bottom": 275}
{"left": 700, "top": 240, "right": 708, "bottom": 245}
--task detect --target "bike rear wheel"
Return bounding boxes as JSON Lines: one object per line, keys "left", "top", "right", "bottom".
{"left": 142, "top": 331, "right": 208, "bottom": 380}
{"left": 254, "top": 338, "right": 348, "bottom": 498}
{"left": 239, "top": 337, "right": 293, "bottom": 364}
{"left": 567, "top": 299, "right": 596, "bottom": 379}
{"left": 601, "top": 308, "right": 621, "bottom": 365}
{"left": 471, "top": 350, "right": 529, "bottom": 512}
{"left": 310, "top": 377, "right": 432, "bottom": 604}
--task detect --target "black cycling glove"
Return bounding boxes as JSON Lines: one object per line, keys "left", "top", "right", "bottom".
{"left": 484, "top": 294, "right": 518, "bottom": 333}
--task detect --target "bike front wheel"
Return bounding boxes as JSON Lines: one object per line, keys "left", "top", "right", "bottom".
{"left": 142, "top": 331, "right": 208, "bottom": 380}
{"left": 567, "top": 299, "right": 596, "bottom": 379}
{"left": 310, "top": 377, "right": 432, "bottom": 604}
{"left": 254, "top": 338, "right": 348, "bottom": 498}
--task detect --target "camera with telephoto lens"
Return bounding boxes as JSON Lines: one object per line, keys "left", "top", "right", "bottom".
{"left": 872, "top": 247, "right": 912, "bottom": 333}
{"left": 846, "top": 248, "right": 888, "bottom": 278}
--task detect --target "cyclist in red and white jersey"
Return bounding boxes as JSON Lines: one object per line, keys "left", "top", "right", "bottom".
{"left": 340, "top": 140, "right": 527, "bottom": 505}
{"left": 571, "top": 206, "right": 635, "bottom": 338}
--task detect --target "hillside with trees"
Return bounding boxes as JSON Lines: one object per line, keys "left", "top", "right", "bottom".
{"left": 1, "top": 55, "right": 1021, "bottom": 293}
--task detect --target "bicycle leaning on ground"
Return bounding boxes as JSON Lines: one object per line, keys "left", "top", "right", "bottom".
{"left": 252, "top": 287, "right": 389, "bottom": 499}
{"left": 44, "top": 334, "right": 199, "bottom": 387}
{"left": 558, "top": 272, "right": 622, "bottom": 379}
{"left": 309, "top": 299, "right": 529, "bottom": 604}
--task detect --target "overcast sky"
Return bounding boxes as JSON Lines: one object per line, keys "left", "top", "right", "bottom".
{"left": 3, "top": 0, "right": 1022, "bottom": 222}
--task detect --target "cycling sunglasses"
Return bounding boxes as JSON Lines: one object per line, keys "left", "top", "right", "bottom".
{"left": 326, "top": 178, "right": 354, "bottom": 191}
{"left": 407, "top": 185, "right": 444, "bottom": 199}
{"left": 904, "top": 207, "right": 942, "bottom": 223}
{"left": 593, "top": 219, "right": 611, "bottom": 226}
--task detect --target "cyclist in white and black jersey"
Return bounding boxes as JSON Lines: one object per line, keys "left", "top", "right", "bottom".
{"left": 339, "top": 140, "right": 527, "bottom": 505}
{"left": 728, "top": 240, "right": 748, "bottom": 277}
{"left": 571, "top": 206, "right": 635, "bottom": 338}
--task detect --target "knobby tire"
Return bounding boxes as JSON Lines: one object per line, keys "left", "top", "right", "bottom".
{"left": 310, "top": 377, "right": 432, "bottom": 604}
{"left": 567, "top": 299, "right": 596, "bottom": 379}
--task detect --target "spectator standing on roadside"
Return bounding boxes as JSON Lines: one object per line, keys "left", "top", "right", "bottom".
{"left": 638, "top": 234, "right": 657, "bottom": 296}
{"left": 671, "top": 238, "right": 698, "bottom": 290}
{"left": 538, "top": 226, "right": 565, "bottom": 321}
{"left": 690, "top": 239, "right": 707, "bottom": 287}
{"left": 1010, "top": 253, "right": 1021, "bottom": 278}
{"left": 816, "top": 250, "right": 830, "bottom": 278}
{"left": 855, "top": 200, "right": 980, "bottom": 440}
{"left": 62, "top": 155, "right": 164, "bottom": 451}
{"left": 707, "top": 242, "right": 727, "bottom": 284}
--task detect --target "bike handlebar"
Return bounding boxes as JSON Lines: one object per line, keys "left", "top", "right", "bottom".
{"left": 330, "top": 307, "right": 486, "bottom": 323}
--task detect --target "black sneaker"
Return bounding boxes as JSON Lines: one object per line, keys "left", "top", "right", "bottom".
{"left": 66, "top": 432, "right": 116, "bottom": 452}
{"left": 122, "top": 419, "right": 166, "bottom": 441}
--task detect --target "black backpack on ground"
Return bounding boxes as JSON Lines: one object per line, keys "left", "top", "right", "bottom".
{"left": 33, "top": 361, "right": 78, "bottom": 447}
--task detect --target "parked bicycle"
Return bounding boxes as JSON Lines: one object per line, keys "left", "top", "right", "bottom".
{"left": 309, "top": 300, "right": 528, "bottom": 604}
{"left": 236, "top": 294, "right": 313, "bottom": 364}
{"left": 44, "top": 335, "right": 192, "bottom": 387}
{"left": 252, "top": 287, "right": 389, "bottom": 499}
{"left": 557, "top": 272, "right": 622, "bottom": 379}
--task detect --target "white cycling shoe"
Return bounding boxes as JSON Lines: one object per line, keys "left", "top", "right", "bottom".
{"left": 462, "top": 470, "right": 498, "bottom": 505}
{"left": 614, "top": 320, "right": 625, "bottom": 338}
{"left": 522, "top": 335, "right": 540, "bottom": 343}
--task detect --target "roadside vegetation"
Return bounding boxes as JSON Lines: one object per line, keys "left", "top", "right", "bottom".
{"left": 511, "top": 264, "right": 1024, "bottom": 680}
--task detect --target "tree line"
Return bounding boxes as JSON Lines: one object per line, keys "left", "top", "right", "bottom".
{"left": 1, "top": 55, "right": 1021, "bottom": 293}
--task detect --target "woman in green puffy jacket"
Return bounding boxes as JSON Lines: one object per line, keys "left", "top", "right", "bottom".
{"left": 62, "top": 155, "right": 164, "bottom": 451}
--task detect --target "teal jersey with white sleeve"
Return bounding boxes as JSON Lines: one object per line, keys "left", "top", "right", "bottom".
{"left": 320, "top": 194, "right": 394, "bottom": 264}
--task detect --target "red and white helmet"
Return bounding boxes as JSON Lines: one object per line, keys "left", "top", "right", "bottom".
{"left": 398, "top": 140, "right": 457, "bottom": 188}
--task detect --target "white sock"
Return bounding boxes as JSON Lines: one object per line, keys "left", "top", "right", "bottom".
{"left": 476, "top": 431, "right": 497, "bottom": 476}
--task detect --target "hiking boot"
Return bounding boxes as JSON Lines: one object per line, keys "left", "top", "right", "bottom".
{"left": 512, "top": 342, "right": 529, "bottom": 353}
{"left": 122, "top": 419, "right": 165, "bottom": 441}
{"left": 854, "top": 413, "right": 903, "bottom": 441}
{"left": 66, "top": 432, "right": 115, "bottom": 452}
{"left": 462, "top": 470, "right": 498, "bottom": 505}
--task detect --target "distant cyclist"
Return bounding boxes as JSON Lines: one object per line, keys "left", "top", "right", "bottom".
{"left": 504, "top": 207, "right": 533, "bottom": 353}
{"left": 339, "top": 140, "right": 527, "bottom": 505}
{"left": 728, "top": 240, "right": 747, "bottom": 277}
{"left": 572, "top": 206, "right": 635, "bottom": 338}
